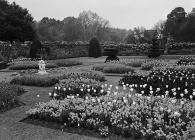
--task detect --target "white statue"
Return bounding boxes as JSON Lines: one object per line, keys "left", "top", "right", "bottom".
{"left": 37, "top": 59, "right": 47, "bottom": 75}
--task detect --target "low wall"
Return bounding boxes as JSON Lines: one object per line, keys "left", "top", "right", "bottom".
{"left": 0, "top": 41, "right": 195, "bottom": 60}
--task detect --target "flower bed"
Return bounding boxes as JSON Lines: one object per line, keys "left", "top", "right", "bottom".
{"left": 141, "top": 60, "right": 170, "bottom": 71}
{"left": 120, "top": 66, "right": 195, "bottom": 100}
{"left": 50, "top": 78, "right": 106, "bottom": 99}
{"left": 61, "top": 72, "right": 106, "bottom": 82}
{"left": 0, "top": 82, "right": 25, "bottom": 112}
{"left": 27, "top": 90, "right": 195, "bottom": 139}
{"left": 176, "top": 56, "right": 195, "bottom": 66}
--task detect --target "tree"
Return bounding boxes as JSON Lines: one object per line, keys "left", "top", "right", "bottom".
{"left": 164, "top": 7, "right": 186, "bottom": 41}
{"left": 0, "top": 0, "right": 36, "bottom": 42}
{"left": 178, "top": 11, "right": 195, "bottom": 42}
{"left": 35, "top": 17, "right": 64, "bottom": 41}
{"left": 125, "top": 27, "right": 149, "bottom": 44}
{"left": 0, "top": 0, "right": 35, "bottom": 61}
{"left": 78, "top": 10, "right": 110, "bottom": 41}
{"left": 62, "top": 17, "right": 82, "bottom": 41}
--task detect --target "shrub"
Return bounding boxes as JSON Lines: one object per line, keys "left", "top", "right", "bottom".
{"left": 9, "top": 61, "right": 58, "bottom": 70}
{"left": 148, "top": 39, "right": 161, "bottom": 58}
{"left": 169, "top": 42, "right": 195, "bottom": 50}
{"left": 141, "top": 59, "right": 169, "bottom": 70}
{"left": 50, "top": 59, "right": 82, "bottom": 67}
{"left": 104, "top": 48, "right": 119, "bottom": 63}
{"left": 121, "top": 59, "right": 144, "bottom": 67}
{"left": 176, "top": 56, "right": 195, "bottom": 65}
{"left": 0, "top": 82, "right": 25, "bottom": 112}
{"left": 27, "top": 91, "right": 195, "bottom": 139}
{"left": 93, "top": 63, "right": 134, "bottom": 74}
{"left": 88, "top": 37, "right": 102, "bottom": 58}
{"left": 50, "top": 78, "right": 106, "bottom": 99}
{"left": 103, "top": 65, "right": 134, "bottom": 74}
{"left": 61, "top": 72, "right": 106, "bottom": 82}
{"left": 29, "top": 39, "right": 42, "bottom": 58}
{"left": 10, "top": 74, "right": 59, "bottom": 87}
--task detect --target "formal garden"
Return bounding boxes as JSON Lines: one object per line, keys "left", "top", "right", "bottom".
{"left": 1, "top": 0, "right": 195, "bottom": 140}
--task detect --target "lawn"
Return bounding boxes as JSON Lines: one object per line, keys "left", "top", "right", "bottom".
{"left": 0, "top": 56, "right": 195, "bottom": 140}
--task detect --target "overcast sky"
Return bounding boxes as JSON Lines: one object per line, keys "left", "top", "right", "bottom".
{"left": 8, "top": 0, "right": 195, "bottom": 30}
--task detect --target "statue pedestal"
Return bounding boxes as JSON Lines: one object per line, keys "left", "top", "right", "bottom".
{"left": 37, "top": 70, "right": 48, "bottom": 75}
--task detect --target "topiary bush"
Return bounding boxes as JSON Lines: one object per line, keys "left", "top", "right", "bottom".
{"left": 29, "top": 39, "right": 42, "bottom": 58}
{"left": 104, "top": 48, "right": 119, "bottom": 63}
{"left": 148, "top": 39, "right": 161, "bottom": 58}
{"left": 88, "top": 37, "right": 102, "bottom": 58}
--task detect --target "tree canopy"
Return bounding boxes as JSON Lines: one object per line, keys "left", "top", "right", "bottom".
{"left": 0, "top": 0, "right": 36, "bottom": 42}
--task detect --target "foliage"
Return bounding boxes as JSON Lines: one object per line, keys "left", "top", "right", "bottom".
{"left": 50, "top": 78, "right": 106, "bottom": 99}
{"left": 164, "top": 7, "right": 195, "bottom": 42}
{"left": 27, "top": 90, "right": 195, "bottom": 139}
{"left": 29, "top": 40, "right": 43, "bottom": 58}
{"left": 9, "top": 61, "right": 58, "bottom": 70}
{"left": 10, "top": 74, "right": 59, "bottom": 87}
{"left": 141, "top": 59, "right": 169, "bottom": 70}
{"left": 120, "top": 65, "right": 195, "bottom": 100}
{"left": 93, "top": 63, "right": 134, "bottom": 74}
{"left": 88, "top": 37, "right": 102, "bottom": 57}
{"left": 176, "top": 56, "right": 195, "bottom": 65}
{"left": 169, "top": 42, "right": 195, "bottom": 50}
{"left": 50, "top": 59, "right": 82, "bottom": 67}
{"left": 0, "top": 0, "right": 35, "bottom": 42}
{"left": 61, "top": 72, "right": 106, "bottom": 82}
{"left": 121, "top": 59, "right": 144, "bottom": 67}
{"left": 0, "top": 82, "right": 25, "bottom": 112}
{"left": 148, "top": 39, "right": 161, "bottom": 58}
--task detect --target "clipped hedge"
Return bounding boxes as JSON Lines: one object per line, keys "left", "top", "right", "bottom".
{"left": 9, "top": 61, "right": 58, "bottom": 70}
{"left": 93, "top": 63, "right": 134, "bottom": 74}
{"left": 10, "top": 74, "right": 59, "bottom": 87}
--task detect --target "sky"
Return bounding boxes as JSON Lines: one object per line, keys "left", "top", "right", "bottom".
{"left": 8, "top": 0, "right": 195, "bottom": 30}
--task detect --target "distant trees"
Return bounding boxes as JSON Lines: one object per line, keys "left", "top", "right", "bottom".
{"left": 162, "top": 7, "right": 195, "bottom": 42}
{"left": 0, "top": 0, "right": 36, "bottom": 42}
{"left": 35, "top": 11, "right": 127, "bottom": 42}
{"left": 125, "top": 27, "right": 151, "bottom": 44}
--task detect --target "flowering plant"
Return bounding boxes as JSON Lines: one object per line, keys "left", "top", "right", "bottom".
{"left": 27, "top": 89, "right": 195, "bottom": 139}
{"left": 50, "top": 78, "right": 106, "bottom": 99}
{"left": 120, "top": 66, "right": 195, "bottom": 100}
